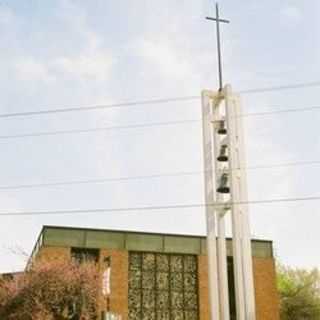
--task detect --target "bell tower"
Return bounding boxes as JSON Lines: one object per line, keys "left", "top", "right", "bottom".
{"left": 203, "top": 3, "right": 256, "bottom": 318}
{"left": 202, "top": 85, "right": 256, "bottom": 320}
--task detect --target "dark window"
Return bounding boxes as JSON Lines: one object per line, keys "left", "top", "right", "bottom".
{"left": 128, "top": 252, "right": 199, "bottom": 320}
{"left": 71, "top": 248, "right": 100, "bottom": 264}
{"left": 227, "top": 257, "right": 236, "bottom": 320}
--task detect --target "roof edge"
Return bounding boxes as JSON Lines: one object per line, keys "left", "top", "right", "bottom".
{"left": 41, "top": 224, "right": 273, "bottom": 243}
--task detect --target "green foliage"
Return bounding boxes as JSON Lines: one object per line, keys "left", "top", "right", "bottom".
{"left": 277, "top": 264, "right": 320, "bottom": 320}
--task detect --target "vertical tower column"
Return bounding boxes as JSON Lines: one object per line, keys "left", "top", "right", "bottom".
{"left": 201, "top": 85, "right": 256, "bottom": 320}
{"left": 233, "top": 95, "right": 256, "bottom": 320}
{"left": 202, "top": 90, "right": 230, "bottom": 320}
{"left": 201, "top": 91, "right": 221, "bottom": 320}
{"left": 212, "top": 94, "right": 230, "bottom": 320}
{"left": 225, "top": 85, "right": 256, "bottom": 320}
{"left": 225, "top": 85, "right": 246, "bottom": 320}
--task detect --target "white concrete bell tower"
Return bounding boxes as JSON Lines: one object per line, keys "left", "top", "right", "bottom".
{"left": 201, "top": 85, "right": 256, "bottom": 320}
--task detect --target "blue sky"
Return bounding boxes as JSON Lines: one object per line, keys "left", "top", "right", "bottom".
{"left": 0, "top": 0, "right": 320, "bottom": 272}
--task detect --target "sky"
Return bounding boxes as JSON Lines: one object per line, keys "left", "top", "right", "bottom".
{"left": 0, "top": 0, "right": 320, "bottom": 272}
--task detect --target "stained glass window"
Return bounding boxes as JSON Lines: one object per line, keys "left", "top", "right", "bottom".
{"left": 128, "top": 252, "right": 199, "bottom": 320}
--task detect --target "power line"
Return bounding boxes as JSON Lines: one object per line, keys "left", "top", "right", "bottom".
{"left": 239, "top": 81, "right": 320, "bottom": 94}
{"left": 1, "top": 195, "right": 320, "bottom": 217}
{"left": 1, "top": 80, "right": 320, "bottom": 119}
{"left": 0, "top": 119, "right": 200, "bottom": 140}
{"left": 1, "top": 104, "right": 320, "bottom": 141}
{"left": 242, "top": 105, "right": 320, "bottom": 117}
{"left": 0, "top": 171, "right": 203, "bottom": 190}
{"left": 0, "top": 96, "right": 199, "bottom": 119}
{"left": 1, "top": 160, "right": 320, "bottom": 191}
{"left": 246, "top": 160, "right": 320, "bottom": 170}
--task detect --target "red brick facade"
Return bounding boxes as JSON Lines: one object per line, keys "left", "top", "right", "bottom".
{"left": 38, "top": 246, "right": 279, "bottom": 320}
{"left": 197, "top": 255, "right": 280, "bottom": 320}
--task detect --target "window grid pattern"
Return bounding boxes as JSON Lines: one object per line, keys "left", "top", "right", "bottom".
{"left": 70, "top": 247, "right": 100, "bottom": 264}
{"left": 128, "top": 252, "right": 199, "bottom": 320}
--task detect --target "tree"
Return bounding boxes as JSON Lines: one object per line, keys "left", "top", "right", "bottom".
{"left": 277, "top": 264, "right": 320, "bottom": 320}
{"left": 0, "top": 259, "right": 100, "bottom": 320}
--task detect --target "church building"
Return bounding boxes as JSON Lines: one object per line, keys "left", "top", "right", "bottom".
{"left": 29, "top": 225, "right": 280, "bottom": 320}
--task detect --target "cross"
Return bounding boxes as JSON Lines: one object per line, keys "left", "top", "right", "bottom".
{"left": 206, "top": 3, "right": 230, "bottom": 91}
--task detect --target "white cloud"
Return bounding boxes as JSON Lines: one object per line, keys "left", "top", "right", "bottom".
{"left": 0, "top": 6, "right": 14, "bottom": 26}
{"left": 51, "top": 1, "right": 115, "bottom": 81}
{"left": 54, "top": 52, "right": 114, "bottom": 81}
{"left": 281, "top": 5, "right": 302, "bottom": 23}
{"left": 13, "top": 49, "right": 114, "bottom": 85}
{"left": 14, "top": 57, "right": 55, "bottom": 83}
{"left": 137, "top": 39, "right": 192, "bottom": 79}
{"left": 7, "top": 0, "right": 115, "bottom": 85}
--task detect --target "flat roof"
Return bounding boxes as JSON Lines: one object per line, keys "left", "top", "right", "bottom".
{"left": 28, "top": 225, "right": 274, "bottom": 267}
{"left": 43, "top": 225, "right": 273, "bottom": 241}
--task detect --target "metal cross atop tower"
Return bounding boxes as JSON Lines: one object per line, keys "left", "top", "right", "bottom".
{"left": 206, "top": 3, "right": 229, "bottom": 91}
{"left": 202, "top": 3, "right": 256, "bottom": 320}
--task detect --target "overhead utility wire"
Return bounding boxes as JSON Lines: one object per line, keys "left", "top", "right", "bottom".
{"left": 1, "top": 196, "right": 320, "bottom": 217}
{"left": 1, "top": 80, "right": 320, "bottom": 119}
{"left": 1, "top": 105, "right": 320, "bottom": 141}
{"left": 0, "top": 96, "right": 199, "bottom": 119}
{"left": 246, "top": 160, "right": 320, "bottom": 170}
{"left": 0, "top": 171, "right": 203, "bottom": 191}
{"left": 241, "top": 105, "right": 320, "bottom": 117}
{"left": 239, "top": 80, "right": 320, "bottom": 94}
{"left": 0, "top": 119, "right": 200, "bottom": 140}
{"left": 1, "top": 160, "right": 320, "bottom": 191}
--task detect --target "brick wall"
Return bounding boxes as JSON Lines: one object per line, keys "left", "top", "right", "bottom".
{"left": 197, "top": 255, "right": 280, "bottom": 320}
{"left": 36, "top": 246, "right": 279, "bottom": 320}
{"left": 37, "top": 246, "right": 70, "bottom": 262}
{"left": 100, "top": 249, "right": 128, "bottom": 320}
{"left": 198, "top": 255, "right": 210, "bottom": 320}
{"left": 253, "top": 258, "right": 280, "bottom": 320}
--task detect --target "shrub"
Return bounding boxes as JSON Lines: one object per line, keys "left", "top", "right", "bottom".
{"left": 0, "top": 259, "right": 100, "bottom": 320}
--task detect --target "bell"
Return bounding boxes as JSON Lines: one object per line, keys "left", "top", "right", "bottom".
{"left": 217, "top": 144, "right": 228, "bottom": 162}
{"left": 217, "top": 173, "right": 230, "bottom": 193}
{"left": 217, "top": 120, "right": 227, "bottom": 135}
